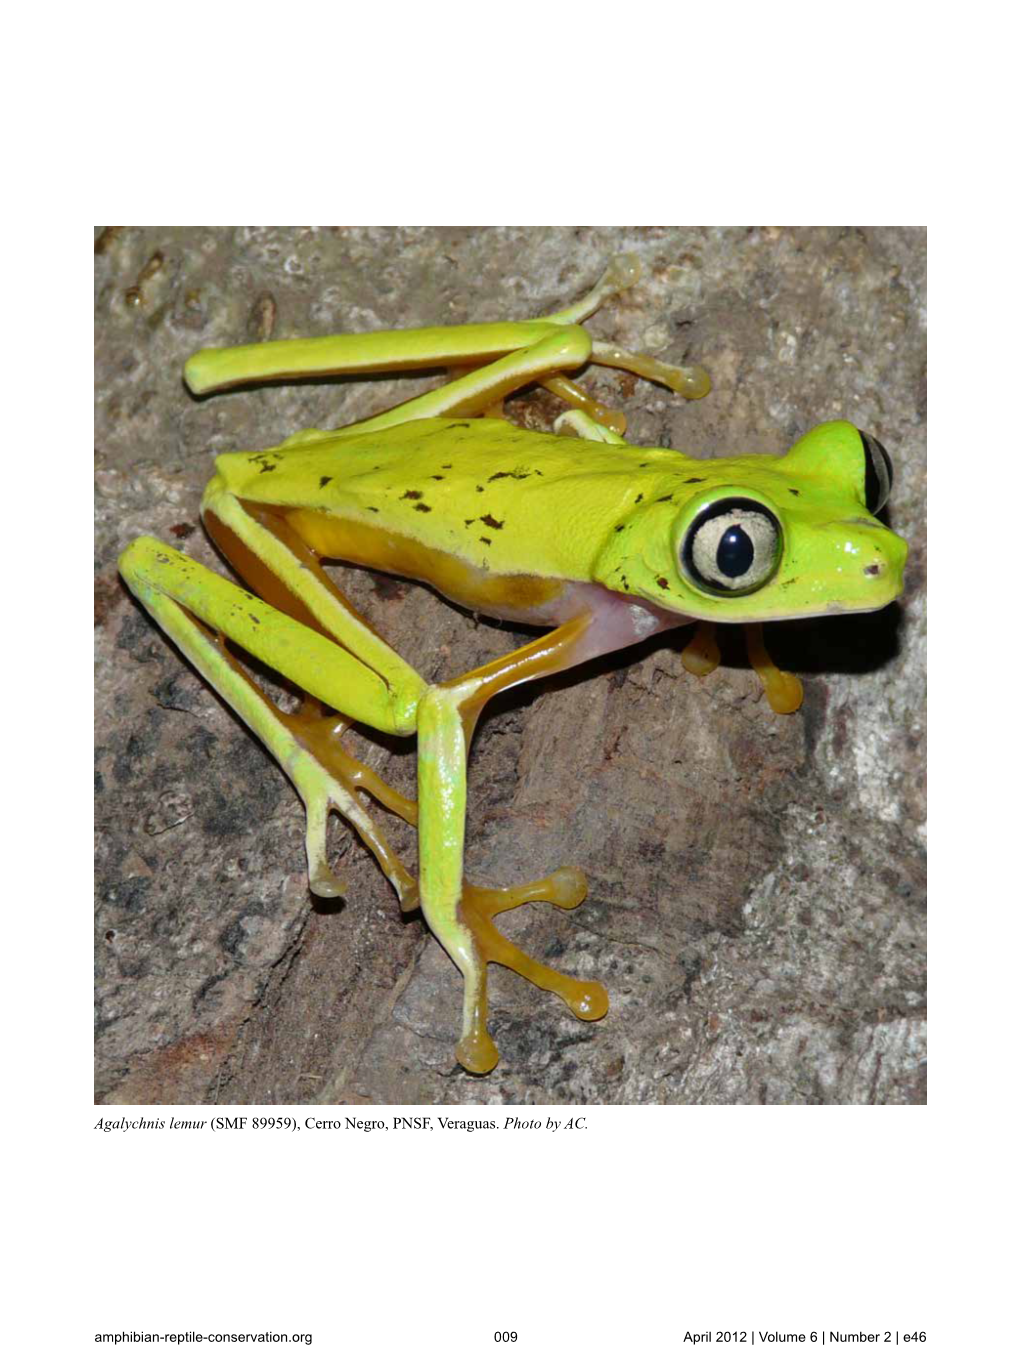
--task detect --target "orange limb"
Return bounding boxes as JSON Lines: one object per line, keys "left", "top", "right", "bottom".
{"left": 744, "top": 623, "right": 804, "bottom": 714}
{"left": 681, "top": 621, "right": 721, "bottom": 678}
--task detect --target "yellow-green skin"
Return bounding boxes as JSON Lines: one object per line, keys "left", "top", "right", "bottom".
{"left": 118, "top": 258, "right": 907, "bottom": 1074}
{"left": 212, "top": 415, "right": 904, "bottom": 623}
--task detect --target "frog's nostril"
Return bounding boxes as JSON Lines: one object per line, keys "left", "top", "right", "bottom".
{"left": 863, "top": 562, "right": 884, "bottom": 578}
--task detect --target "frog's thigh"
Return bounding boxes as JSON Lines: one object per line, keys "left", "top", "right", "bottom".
{"left": 203, "top": 487, "right": 427, "bottom": 882}
{"left": 119, "top": 537, "right": 422, "bottom": 906}
{"left": 203, "top": 480, "right": 423, "bottom": 715}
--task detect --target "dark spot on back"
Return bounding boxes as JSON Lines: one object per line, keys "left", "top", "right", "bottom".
{"left": 319, "top": 476, "right": 332, "bottom": 488}
{"left": 401, "top": 489, "right": 423, "bottom": 500}
{"left": 480, "top": 513, "right": 504, "bottom": 529}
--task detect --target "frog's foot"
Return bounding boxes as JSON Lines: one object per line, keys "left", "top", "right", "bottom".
{"left": 680, "top": 622, "right": 803, "bottom": 713}
{"left": 286, "top": 706, "right": 420, "bottom": 910}
{"left": 536, "top": 256, "right": 710, "bottom": 417}
{"left": 744, "top": 623, "right": 803, "bottom": 715}
{"left": 591, "top": 341, "right": 712, "bottom": 401}
{"left": 542, "top": 253, "right": 643, "bottom": 326}
{"left": 544, "top": 375, "right": 628, "bottom": 435}
{"left": 681, "top": 621, "right": 721, "bottom": 678}
{"left": 553, "top": 407, "right": 628, "bottom": 443}
{"left": 453, "top": 866, "right": 609, "bottom": 1075}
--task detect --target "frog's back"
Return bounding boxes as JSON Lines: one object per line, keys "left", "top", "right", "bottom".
{"left": 216, "top": 417, "right": 683, "bottom": 584}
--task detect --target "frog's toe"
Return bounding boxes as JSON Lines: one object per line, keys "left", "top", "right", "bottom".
{"left": 544, "top": 865, "right": 587, "bottom": 910}
{"left": 294, "top": 756, "right": 417, "bottom": 909}
{"left": 681, "top": 621, "right": 721, "bottom": 679}
{"left": 604, "top": 252, "right": 642, "bottom": 291}
{"left": 455, "top": 1023, "right": 500, "bottom": 1076}
{"left": 309, "top": 865, "right": 348, "bottom": 901}
{"left": 463, "top": 865, "right": 588, "bottom": 916}
{"left": 744, "top": 624, "right": 805, "bottom": 715}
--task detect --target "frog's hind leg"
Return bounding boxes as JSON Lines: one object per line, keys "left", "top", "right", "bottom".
{"left": 184, "top": 255, "right": 710, "bottom": 434}
{"left": 119, "top": 535, "right": 424, "bottom": 909}
{"left": 203, "top": 493, "right": 426, "bottom": 900}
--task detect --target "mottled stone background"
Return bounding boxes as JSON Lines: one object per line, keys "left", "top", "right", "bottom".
{"left": 95, "top": 227, "right": 926, "bottom": 1104}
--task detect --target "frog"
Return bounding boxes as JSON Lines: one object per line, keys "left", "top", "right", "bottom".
{"left": 118, "top": 255, "right": 907, "bottom": 1075}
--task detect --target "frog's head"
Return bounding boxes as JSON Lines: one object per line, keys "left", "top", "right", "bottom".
{"left": 600, "top": 421, "right": 908, "bottom": 624}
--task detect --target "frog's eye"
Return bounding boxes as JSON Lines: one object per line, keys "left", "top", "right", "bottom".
{"left": 859, "top": 430, "right": 894, "bottom": 513}
{"left": 681, "top": 499, "right": 782, "bottom": 596}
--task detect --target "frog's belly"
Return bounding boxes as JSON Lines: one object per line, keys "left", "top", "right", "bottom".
{"left": 285, "top": 508, "right": 567, "bottom": 624}
{"left": 284, "top": 507, "right": 692, "bottom": 654}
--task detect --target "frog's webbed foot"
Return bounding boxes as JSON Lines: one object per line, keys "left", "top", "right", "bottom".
{"left": 454, "top": 867, "right": 609, "bottom": 1075}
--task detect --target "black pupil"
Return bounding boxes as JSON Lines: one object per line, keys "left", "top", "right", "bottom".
{"left": 717, "top": 525, "right": 753, "bottom": 578}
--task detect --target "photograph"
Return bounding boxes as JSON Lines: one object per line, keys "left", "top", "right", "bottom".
{"left": 94, "top": 226, "right": 926, "bottom": 1106}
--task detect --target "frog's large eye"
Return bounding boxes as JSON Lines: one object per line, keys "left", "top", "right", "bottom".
{"left": 680, "top": 499, "right": 782, "bottom": 596}
{"left": 859, "top": 430, "right": 894, "bottom": 513}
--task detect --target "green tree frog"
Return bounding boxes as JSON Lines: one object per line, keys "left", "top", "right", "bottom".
{"left": 119, "top": 257, "right": 907, "bottom": 1075}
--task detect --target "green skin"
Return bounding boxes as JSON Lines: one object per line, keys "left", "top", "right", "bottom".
{"left": 119, "top": 257, "right": 907, "bottom": 1074}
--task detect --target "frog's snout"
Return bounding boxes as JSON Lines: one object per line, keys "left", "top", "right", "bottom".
{"left": 837, "top": 521, "right": 908, "bottom": 601}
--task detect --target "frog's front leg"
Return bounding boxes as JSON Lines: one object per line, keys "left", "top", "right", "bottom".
{"left": 680, "top": 621, "right": 804, "bottom": 714}
{"left": 415, "top": 607, "right": 679, "bottom": 1074}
